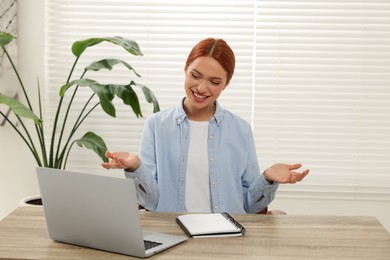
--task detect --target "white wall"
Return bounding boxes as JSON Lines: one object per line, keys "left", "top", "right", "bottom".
{"left": 0, "top": 1, "right": 389, "bottom": 235}
{"left": 0, "top": 0, "right": 43, "bottom": 220}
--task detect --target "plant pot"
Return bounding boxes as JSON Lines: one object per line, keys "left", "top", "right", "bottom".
{"left": 19, "top": 195, "right": 43, "bottom": 207}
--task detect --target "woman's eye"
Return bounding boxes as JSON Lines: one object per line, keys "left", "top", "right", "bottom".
{"left": 211, "top": 81, "right": 221, "bottom": 86}
{"left": 192, "top": 73, "right": 200, "bottom": 79}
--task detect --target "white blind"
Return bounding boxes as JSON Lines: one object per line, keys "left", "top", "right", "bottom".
{"left": 254, "top": 1, "right": 390, "bottom": 200}
{"left": 44, "top": 0, "right": 390, "bottom": 200}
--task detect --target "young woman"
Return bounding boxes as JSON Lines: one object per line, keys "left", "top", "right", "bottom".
{"left": 101, "top": 38, "right": 310, "bottom": 213}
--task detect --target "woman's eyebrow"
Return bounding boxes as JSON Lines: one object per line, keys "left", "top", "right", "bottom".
{"left": 192, "top": 69, "right": 203, "bottom": 75}
{"left": 192, "top": 69, "right": 223, "bottom": 81}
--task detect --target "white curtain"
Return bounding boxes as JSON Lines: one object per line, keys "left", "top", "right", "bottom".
{"left": 44, "top": 0, "right": 390, "bottom": 200}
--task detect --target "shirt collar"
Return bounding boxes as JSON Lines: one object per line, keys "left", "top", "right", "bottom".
{"left": 174, "top": 98, "right": 224, "bottom": 126}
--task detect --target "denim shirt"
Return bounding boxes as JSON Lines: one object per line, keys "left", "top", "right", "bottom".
{"left": 125, "top": 100, "right": 278, "bottom": 214}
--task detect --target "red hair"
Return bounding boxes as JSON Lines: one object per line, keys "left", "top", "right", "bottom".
{"left": 185, "top": 38, "right": 235, "bottom": 84}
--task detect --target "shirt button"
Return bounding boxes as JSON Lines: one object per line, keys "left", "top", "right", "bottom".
{"left": 211, "top": 181, "right": 216, "bottom": 186}
{"left": 209, "top": 135, "right": 214, "bottom": 140}
{"left": 214, "top": 206, "right": 219, "bottom": 210}
{"left": 210, "top": 157, "right": 214, "bottom": 162}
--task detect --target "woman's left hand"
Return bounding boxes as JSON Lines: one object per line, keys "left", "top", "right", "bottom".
{"left": 264, "top": 163, "right": 310, "bottom": 184}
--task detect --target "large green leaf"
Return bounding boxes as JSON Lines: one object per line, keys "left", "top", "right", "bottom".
{"left": 135, "top": 83, "right": 160, "bottom": 113}
{"left": 85, "top": 58, "right": 141, "bottom": 77}
{"left": 114, "top": 83, "right": 141, "bottom": 117}
{"left": 0, "top": 32, "right": 15, "bottom": 46}
{"left": 0, "top": 94, "right": 42, "bottom": 124}
{"left": 76, "top": 132, "right": 108, "bottom": 162}
{"left": 71, "top": 36, "right": 143, "bottom": 57}
{"left": 60, "top": 79, "right": 142, "bottom": 118}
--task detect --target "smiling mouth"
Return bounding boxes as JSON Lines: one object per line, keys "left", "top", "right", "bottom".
{"left": 193, "top": 91, "right": 208, "bottom": 101}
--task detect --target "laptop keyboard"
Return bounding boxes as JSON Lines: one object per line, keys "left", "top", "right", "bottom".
{"left": 144, "top": 240, "right": 163, "bottom": 250}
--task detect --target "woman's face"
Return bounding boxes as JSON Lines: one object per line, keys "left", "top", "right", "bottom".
{"left": 183, "top": 56, "right": 228, "bottom": 119}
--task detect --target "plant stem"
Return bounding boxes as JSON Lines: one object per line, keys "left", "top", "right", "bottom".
{"left": 0, "top": 111, "right": 42, "bottom": 166}
{"left": 37, "top": 80, "right": 48, "bottom": 166}
{"left": 59, "top": 98, "right": 99, "bottom": 169}
{"left": 1, "top": 46, "right": 33, "bottom": 111}
{"left": 15, "top": 115, "right": 43, "bottom": 166}
{"left": 49, "top": 56, "right": 80, "bottom": 168}
{"left": 2, "top": 46, "right": 45, "bottom": 167}
{"left": 48, "top": 95, "right": 64, "bottom": 167}
{"left": 54, "top": 70, "right": 86, "bottom": 168}
{"left": 63, "top": 140, "right": 77, "bottom": 170}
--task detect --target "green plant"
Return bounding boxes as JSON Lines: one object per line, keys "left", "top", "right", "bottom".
{"left": 0, "top": 32, "right": 159, "bottom": 169}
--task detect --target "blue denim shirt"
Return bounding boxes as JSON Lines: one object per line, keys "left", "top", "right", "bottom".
{"left": 125, "top": 100, "right": 278, "bottom": 214}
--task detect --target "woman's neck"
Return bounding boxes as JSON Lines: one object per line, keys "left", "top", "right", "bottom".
{"left": 183, "top": 99, "right": 216, "bottom": 121}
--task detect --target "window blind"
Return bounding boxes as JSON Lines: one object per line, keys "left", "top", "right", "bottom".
{"left": 254, "top": 1, "right": 390, "bottom": 200}
{"left": 44, "top": 0, "right": 390, "bottom": 201}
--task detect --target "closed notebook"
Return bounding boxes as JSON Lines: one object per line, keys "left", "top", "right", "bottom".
{"left": 176, "top": 212, "right": 245, "bottom": 238}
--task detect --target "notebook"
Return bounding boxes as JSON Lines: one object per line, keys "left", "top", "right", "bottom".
{"left": 176, "top": 212, "right": 246, "bottom": 238}
{"left": 36, "top": 167, "right": 187, "bottom": 258}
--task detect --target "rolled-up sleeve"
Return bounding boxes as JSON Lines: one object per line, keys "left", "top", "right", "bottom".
{"left": 251, "top": 174, "right": 279, "bottom": 213}
{"left": 124, "top": 162, "right": 159, "bottom": 211}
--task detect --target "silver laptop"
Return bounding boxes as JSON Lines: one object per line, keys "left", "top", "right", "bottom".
{"left": 36, "top": 167, "right": 187, "bottom": 258}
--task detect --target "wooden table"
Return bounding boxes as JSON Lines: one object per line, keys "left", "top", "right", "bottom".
{"left": 0, "top": 207, "right": 389, "bottom": 259}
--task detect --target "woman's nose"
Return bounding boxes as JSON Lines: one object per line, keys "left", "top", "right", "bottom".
{"left": 197, "top": 80, "right": 208, "bottom": 93}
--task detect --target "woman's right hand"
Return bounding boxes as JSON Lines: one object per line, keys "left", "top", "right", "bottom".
{"left": 101, "top": 151, "right": 141, "bottom": 171}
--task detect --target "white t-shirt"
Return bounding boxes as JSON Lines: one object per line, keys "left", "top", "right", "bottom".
{"left": 185, "top": 120, "right": 212, "bottom": 213}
